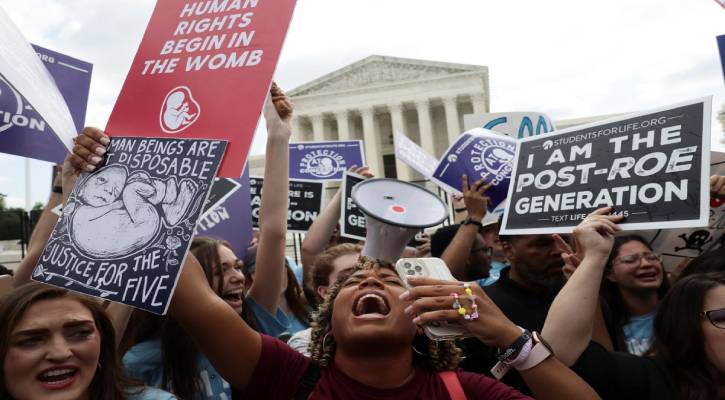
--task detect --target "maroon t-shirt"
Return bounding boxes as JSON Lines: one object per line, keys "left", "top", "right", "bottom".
{"left": 239, "top": 335, "right": 532, "bottom": 400}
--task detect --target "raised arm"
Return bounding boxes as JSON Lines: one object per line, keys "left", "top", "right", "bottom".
{"left": 300, "top": 166, "right": 373, "bottom": 283}
{"left": 247, "top": 84, "right": 294, "bottom": 313}
{"left": 440, "top": 175, "right": 489, "bottom": 279}
{"left": 542, "top": 208, "right": 622, "bottom": 365}
{"left": 170, "top": 252, "right": 261, "bottom": 389}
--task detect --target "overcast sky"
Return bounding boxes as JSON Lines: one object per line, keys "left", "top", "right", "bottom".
{"left": 1, "top": 0, "right": 724, "bottom": 209}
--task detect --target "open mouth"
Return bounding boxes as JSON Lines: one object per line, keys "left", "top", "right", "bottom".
{"left": 635, "top": 270, "right": 660, "bottom": 280}
{"left": 222, "top": 291, "right": 244, "bottom": 307}
{"left": 353, "top": 292, "right": 391, "bottom": 318}
{"left": 37, "top": 367, "right": 78, "bottom": 389}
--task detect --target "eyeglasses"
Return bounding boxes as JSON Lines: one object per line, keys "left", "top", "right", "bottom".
{"left": 471, "top": 246, "right": 493, "bottom": 258}
{"left": 703, "top": 308, "right": 725, "bottom": 329}
{"left": 613, "top": 252, "right": 662, "bottom": 266}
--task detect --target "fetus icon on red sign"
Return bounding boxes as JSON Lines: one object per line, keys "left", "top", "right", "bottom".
{"left": 160, "top": 86, "right": 200, "bottom": 133}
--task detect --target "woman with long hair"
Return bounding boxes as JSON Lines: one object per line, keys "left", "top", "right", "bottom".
{"left": 543, "top": 207, "right": 725, "bottom": 399}
{"left": 122, "top": 236, "right": 250, "bottom": 399}
{"left": 0, "top": 283, "right": 175, "bottom": 400}
{"left": 602, "top": 234, "right": 669, "bottom": 355}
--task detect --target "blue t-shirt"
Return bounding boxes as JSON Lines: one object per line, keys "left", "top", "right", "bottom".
{"left": 622, "top": 312, "right": 655, "bottom": 356}
{"left": 127, "top": 386, "right": 177, "bottom": 400}
{"left": 123, "top": 339, "right": 232, "bottom": 400}
{"left": 477, "top": 261, "right": 508, "bottom": 287}
{"left": 246, "top": 296, "right": 309, "bottom": 338}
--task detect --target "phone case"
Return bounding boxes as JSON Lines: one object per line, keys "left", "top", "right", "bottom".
{"left": 395, "top": 258, "right": 468, "bottom": 341}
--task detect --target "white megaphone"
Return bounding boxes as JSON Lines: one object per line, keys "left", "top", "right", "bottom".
{"left": 352, "top": 179, "right": 449, "bottom": 264}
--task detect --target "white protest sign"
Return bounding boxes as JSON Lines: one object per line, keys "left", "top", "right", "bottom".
{"left": 463, "top": 112, "right": 555, "bottom": 139}
{"left": 0, "top": 7, "right": 76, "bottom": 150}
{"left": 393, "top": 131, "right": 438, "bottom": 178}
{"left": 501, "top": 97, "right": 712, "bottom": 234}
{"left": 648, "top": 151, "right": 725, "bottom": 265}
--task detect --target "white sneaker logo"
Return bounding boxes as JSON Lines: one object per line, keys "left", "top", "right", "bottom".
{"left": 160, "top": 86, "right": 200, "bottom": 133}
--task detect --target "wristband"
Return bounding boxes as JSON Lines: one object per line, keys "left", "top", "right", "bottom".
{"left": 515, "top": 331, "right": 553, "bottom": 371}
{"left": 454, "top": 207, "right": 467, "bottom": 213}
{"left": 461, "top": 217, "right": 484, "bottom": 229}
{"left": 52, "top": 186, "right": 63, "bottom": 194}
{"left": 495, "top": 328, "right": 531, "bottom": 362}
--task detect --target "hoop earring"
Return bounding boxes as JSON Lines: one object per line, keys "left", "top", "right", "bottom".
{"left": 412, "top": 342, "right": 428, "bottom": 357}
{"left": 322, "top": 332, "right": 334, "bottom": 349}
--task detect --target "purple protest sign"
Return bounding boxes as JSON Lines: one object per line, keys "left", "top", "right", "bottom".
{"left": 718, "top": 35, "right": 725, "bottom": 84}
{"left": 194, "top": 166, "right": 253, "bottom": 259}
{"left": 289, "top": 140, "right": 365, "bottom": 181}
{"left": 430, "top": 128, "right": 517, "bottom": 211}
{"left": 0, "top": 45, "right": 92, "bottom": 163}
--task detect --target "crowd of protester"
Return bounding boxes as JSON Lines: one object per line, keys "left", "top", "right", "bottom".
{"left": 1, "top": 84, "right": 725, "bottom": 399}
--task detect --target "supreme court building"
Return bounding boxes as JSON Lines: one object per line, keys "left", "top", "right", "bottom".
{"left": 249, "top": 55, "right": 615, "bottom": 187}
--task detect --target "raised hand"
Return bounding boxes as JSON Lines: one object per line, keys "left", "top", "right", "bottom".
{"left": 461, "top": 174, "right": 492, "bottom": 221}
{"left": 62, "top": 127, "right": 110, "bottom": 197}
{"left": 403, "top": 276, "right": 521, "bottom": 349}
{"left": 263, "top": 82, "right": 293, "bottom": 138}
{"left": 571, "top": 207, "right": 623, "bottom": 259}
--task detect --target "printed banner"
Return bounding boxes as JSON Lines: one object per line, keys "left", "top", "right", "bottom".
{"left": 33, "top": 137, "right": 227, "bottom": 314}
{"left": 249, "top": 177, "right": 323, "bottom": 232}
{"left": 289, "top": 140, "right": 365, "bottom": 181}
{"left": 501, "top": 98, "right": 712, "bottom": 234}
{"left": 0, "top": 9, "right": 77, "bottom": 155}
{"left": 106, "top": 0, "right": 297, "bottom": 177}
{"left": 431, "top": 128, "right": 517, "bottom": 211}
{"left": 341, "top": 171, "right": 366, "bottom": 240}
{"left": 0, "top": 44, "right": 92, "bottom": 163}
{"left": 647, "top": 151, "right": 725, "bottom": 266}
{"left": 463, "top": 112, "right": 555, "bottom": 139}
{"left": 195, "top": 166, "right": 253, "bottom": 258}
{"left": 393, "top": 131, "right": 438, "bottom": 178}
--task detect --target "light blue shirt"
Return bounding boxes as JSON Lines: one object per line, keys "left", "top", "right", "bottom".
{"left": 622, "top": 312, "right": 656, "bottom": 356}
{"left": 477, "top": 260, "right": 508, "bottom": 287}
{"left": 127, "top": 386, "right": 177, "bottom": 400}
{"left": 246, "top": 296, "right": 309, "bottom": 338}
{"left": 123, "top": 339, "right": 232, "bottom": 400}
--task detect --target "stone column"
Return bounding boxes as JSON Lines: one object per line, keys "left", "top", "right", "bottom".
{"left": 335, "top": 110, "right": 351, "bottom": 141}
{"left": 360, "top": 107, "right": 383, "bottom": 176}
{"left": 443, "top": 96, "right": 461, "bottom": 145}
{"left": 311, "top": 114, "right": 325, "bottom": 142}
{"left": 415, "top": 99, "right": 435, "bottom": 156}
{"left": 471, "top": 92, "right": 487, "bottom": 115}
{"left": 389, "top": 103, "right": 412, "bottom": 181}
{"left": 292, "top": 115, "right": 305, "bottom": 141}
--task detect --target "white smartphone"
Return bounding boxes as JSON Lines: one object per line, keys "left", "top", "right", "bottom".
{"left": 395, "top": 257, "right": 468, "bottom": 341}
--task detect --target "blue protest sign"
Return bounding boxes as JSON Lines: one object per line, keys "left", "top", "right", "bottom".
{"left": 430, "top": 128, "right": 517, "bottom": 211}
{"left": 0, "top": 44, "right": 92, "bottom": 163}
{"left": 195, "top": 166, "right": 254, "bottom": 259}
{"left": 32, "top": 137, "right": 227, "bottom": 314}
{"left": 289, "top": 140, "right": 365, "bottom": 181}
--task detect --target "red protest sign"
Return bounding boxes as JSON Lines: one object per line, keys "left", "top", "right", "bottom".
{"left": 106, "top": 0, "right": 296, "bottom": 177}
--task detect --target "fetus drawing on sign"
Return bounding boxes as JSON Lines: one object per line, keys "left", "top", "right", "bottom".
{"left": 161, "top": 87, "right": 199, "bottom": 133}
{"left": 70, "top": 165, "right": 198, "bottom": 258}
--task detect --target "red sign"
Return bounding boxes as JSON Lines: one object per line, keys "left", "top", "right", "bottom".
{"left": 107, "top": 0, "right": 296, "bottom": 177}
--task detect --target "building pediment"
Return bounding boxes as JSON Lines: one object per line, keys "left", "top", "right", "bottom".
{"left": 288, "top": 55, "right": 487, "bottom": 97}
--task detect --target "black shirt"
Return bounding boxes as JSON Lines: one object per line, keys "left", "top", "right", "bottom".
{"left": 458, "top": 267, "right": 560, "bottom": 394}
{"left": 573, "top": 342, "right": 679, "bottom": 399}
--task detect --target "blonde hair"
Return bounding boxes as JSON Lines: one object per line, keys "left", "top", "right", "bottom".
{"left": 309, "top": 256, "right": 462, "bottom": 370}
